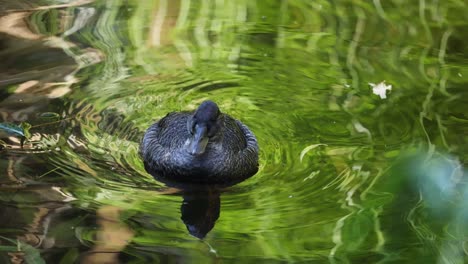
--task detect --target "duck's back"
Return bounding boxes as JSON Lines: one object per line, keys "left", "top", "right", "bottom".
{"left": 156, "top": 112, "right": 192, "bottom": 149}
{"left": 140, "top": 112, "right": 257, "bottom": 185}
{"left": 216, "top": 114, "right": 248, "bottom": 153}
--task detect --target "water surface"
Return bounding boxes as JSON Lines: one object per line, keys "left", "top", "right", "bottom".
{"left": 0, "top": 0, "right": 467, "bottom": 263}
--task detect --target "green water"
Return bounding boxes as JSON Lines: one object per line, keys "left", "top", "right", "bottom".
{"left": 0, "top": 0, "right": 467, "bottom": 263}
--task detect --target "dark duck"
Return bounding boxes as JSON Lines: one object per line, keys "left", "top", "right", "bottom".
{"left": 140, "top": 100, "right": 259, "bottom": 187}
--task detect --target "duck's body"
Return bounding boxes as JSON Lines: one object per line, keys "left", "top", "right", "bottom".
{"left": 140, "top": 101, "right": 259, "bottom": 186}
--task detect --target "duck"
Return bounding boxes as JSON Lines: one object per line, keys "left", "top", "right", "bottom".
{"left": 140, "top": 100, "right": 259, "bottom": 186}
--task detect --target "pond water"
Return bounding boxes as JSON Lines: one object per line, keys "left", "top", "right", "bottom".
{"left": 0, "top": 0, "right": 467, "bottom": 263}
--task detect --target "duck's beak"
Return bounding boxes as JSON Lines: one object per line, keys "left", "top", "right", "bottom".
{"left": 188, "top": 125, "right": 209, "bottom": 155}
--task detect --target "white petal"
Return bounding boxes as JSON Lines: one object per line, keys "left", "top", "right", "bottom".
{"left": 369, "top": 81, "right": 392, "bottom": 99}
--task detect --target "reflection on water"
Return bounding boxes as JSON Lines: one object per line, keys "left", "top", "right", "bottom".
{"left": 180, "top": 189, "right": 221, "bottom": 239}
{"left": 0, "top": 0, "right": 467, "bottom": 263}
{"left": 81, "top": 206, "right": 134, "bottom": 264}
{"left": 374, "top": 150, "right": 468, "bottom": 264}
{"left": 409, "top": 152, "right": 468, "bottom": 264}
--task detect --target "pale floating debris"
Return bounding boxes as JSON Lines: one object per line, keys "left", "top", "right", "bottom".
{"left": 300, "top": 143, "right": 327, "bottom": 162}
{"left": 47, "top": 86, "right": 71, "bottom": 98}
{"left": 303, "top": 170, "right": 320, "bottom": 181}
{"left": 352, "top": 119, "right": 372, "bottom": 141}
{"left": 369, "top": 81, "right": 392, "bottom": 99}
{"left": 51, "top": 186, "right": 77, "bottom": 202}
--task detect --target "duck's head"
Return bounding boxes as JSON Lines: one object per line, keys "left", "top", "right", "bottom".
{"left": 187, "top": 100, "right": 221, "bottom": 155}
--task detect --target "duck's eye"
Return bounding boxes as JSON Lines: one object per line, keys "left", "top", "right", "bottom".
{"left": 207, "top": 123, "right": 219, "bottom": 137}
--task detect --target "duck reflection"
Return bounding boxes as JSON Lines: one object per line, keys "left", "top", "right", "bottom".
{"left": 180, "top": 188, "right": 221, "bottom": 239}
{"left": 144, "top": 172, "right": 226, "bottom": 239}
{"left": 136, "top": 169, "right": 233, "bottom": 239}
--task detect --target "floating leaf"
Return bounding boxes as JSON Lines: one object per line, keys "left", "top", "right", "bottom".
{"left": 20, "top": 122, "right": 32, "bottom": 139}
{"left": 0, "top": 236, "right": 45, "bottom": 264}
{"left": 0, "top": 245, "right": 17, "bottom": 251}
{"left": 20, "top": 241, "right": 46, "bottom": 264}
{"left": 0, "top": 122, "right": 27, "bottom": 137}
{"left": 39, "top": 112, "right": 61, "bottom": 119}
{"left": 59, "top": 248, "right": 79, "bottom": 264}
